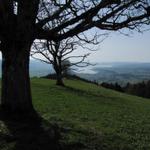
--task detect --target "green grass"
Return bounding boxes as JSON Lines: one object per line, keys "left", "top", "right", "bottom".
{"left": 1, "top": 78, "right": 150, "bottom": 149}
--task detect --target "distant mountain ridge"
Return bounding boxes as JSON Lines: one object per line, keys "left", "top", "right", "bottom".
{"left": 0, "top": 60, "right": 54, "bottom": 77}
{"left": 29, "top": 60, "right": 54, "bottom": 77}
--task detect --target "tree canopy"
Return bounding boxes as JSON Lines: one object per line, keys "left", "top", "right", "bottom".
{"left": 1, "top": 0, "right": 150, "bottom": 43}
{"left": 36, "top": 0, "right": 150, "bottom": 41}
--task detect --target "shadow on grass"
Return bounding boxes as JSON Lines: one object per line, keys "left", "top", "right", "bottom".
{"left": 0, "top": 108, "right": 88, "bottom": 150}
{"left": 0, "top": 108, "right": 136, "bottom": 150}
{"left": 0, "top": 108, "right": 62, "bottom": 150}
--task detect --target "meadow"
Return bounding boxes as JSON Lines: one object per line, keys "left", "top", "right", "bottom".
{"left": 0, "top": 78, "right": 150, "bottom": 150}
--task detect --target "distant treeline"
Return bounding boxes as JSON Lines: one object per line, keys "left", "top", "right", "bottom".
{"left": 101, "top": 82, "right": 124, "bottom": 92}
{"left": 101, "top": 81, "right": 150, "bottom": 98}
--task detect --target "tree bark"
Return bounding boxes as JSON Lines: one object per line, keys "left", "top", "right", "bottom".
{"left": 53, "top": 58, "right": 64, "bottom": 86}
{"left": 55, "top": 68, "right": 64, "bottom": 86}
{"left": 0, "top": 41, "right": 33, "bottom": 113}
{"left": 56, "top": 73, "right": 64, "bottom": 86}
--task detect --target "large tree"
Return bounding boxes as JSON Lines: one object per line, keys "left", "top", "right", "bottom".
{"left": 0, "top": 0, "right": 150, "bottom": 112}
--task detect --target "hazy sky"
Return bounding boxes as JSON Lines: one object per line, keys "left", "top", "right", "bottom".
{"left": 88, "top": 30, "right": 150, "bottom": 63}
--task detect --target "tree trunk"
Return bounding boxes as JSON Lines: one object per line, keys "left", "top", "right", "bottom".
{"left": 0, "top": 41, "right": 33, "bottom": 113}
{"left": 56, "top": 72, "right": 64, "bottom": 86}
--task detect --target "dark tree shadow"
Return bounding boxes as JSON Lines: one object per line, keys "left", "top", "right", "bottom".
{"left": 0, "top": 108, "right": 61, "bottom": 150}
{"left": 0, "top": 108, "right": 87, "bottom": 150}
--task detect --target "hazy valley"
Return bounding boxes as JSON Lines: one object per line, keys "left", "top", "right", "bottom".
{"left": 20, "top": 61, "right": 150, "bottom": 85}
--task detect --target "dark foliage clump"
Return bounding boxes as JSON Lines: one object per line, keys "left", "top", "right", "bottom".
{"left": 101, "top": 80, "right": 150, "bottom": 99}
{"left": 124, "top": 81, "right": 150, "bottom": 98}
{"left": 101, "top": 82, "right": 124, "bottom": 92}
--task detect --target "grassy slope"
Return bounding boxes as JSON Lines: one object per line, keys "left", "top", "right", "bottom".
{"left": 1, "top": 78, "right": 150, "bottom": 150}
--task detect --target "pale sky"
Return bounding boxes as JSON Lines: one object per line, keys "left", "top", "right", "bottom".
{"left": 88, "top": 30, "right": 150, "bottom": 63}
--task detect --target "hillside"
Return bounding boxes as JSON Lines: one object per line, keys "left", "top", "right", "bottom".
{"left": 1, "top": 78, "right": 150, "bottom": 150}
